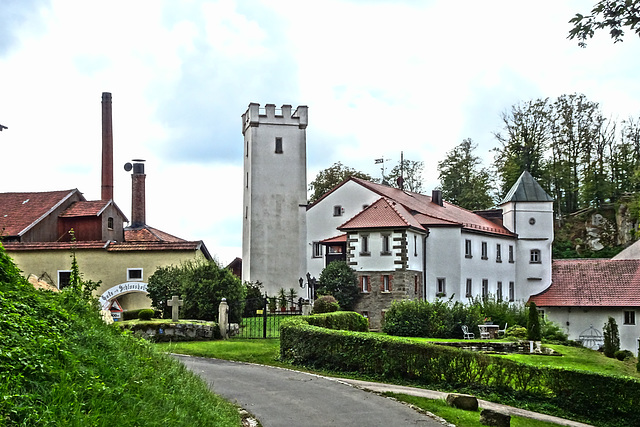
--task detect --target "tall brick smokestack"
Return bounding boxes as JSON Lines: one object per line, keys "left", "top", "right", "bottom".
{"left": 101, "top": 92, "right": 114, "bottom": 201}
{"left": 130, "top": 160, "right": 146, "bottom": 228}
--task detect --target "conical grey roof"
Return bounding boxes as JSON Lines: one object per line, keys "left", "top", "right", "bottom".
{"left": 499, "top": 171, "right": 552, "bottom": 204}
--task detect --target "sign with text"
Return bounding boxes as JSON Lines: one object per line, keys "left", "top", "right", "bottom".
{"left": 99, "top": 282, "right": 148, "bottom": 310}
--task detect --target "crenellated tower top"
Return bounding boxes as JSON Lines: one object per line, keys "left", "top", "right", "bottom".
{"left": 242, "top": 103, "right": 308, "bottom": 135}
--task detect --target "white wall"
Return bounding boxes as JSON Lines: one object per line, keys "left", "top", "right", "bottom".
{"left": 544, "top": 306, "right": 640, "bottom": 354}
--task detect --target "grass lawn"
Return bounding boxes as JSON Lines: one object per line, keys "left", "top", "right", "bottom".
{"left": 385, "top": 393, "right": 562, "bottom": 427}
{"left": 156, "top": 338, "right": 285, "bottom": 367}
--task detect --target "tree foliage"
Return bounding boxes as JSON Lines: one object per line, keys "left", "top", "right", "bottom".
{"left": 308, "top": 162, "right": 372, "bottom": 203}
{"left": 603, "top": 316, "right": 621, "bottom": 357}
{"left": 569, "top": 0, "right": 640, "bottom": 47}
{"left": 437, "top": 139, "right": 494, "bottom": 210}
{"left": 147, "top": 259, "right": 246, "bottom": 322}
{"left": 317, "top": 261, "right": 360, "bottom": 311}
{"left": 382, "top": 158, "right": 425, "bottom": 193}
{"left": 527, "top": 302, "right": 542, "bottom": 341}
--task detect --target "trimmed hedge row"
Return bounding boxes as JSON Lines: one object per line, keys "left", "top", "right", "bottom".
{"left": 304, "top": 311, "right": 369, "bottom": 332}
{"left": 280, "top": 317, "right": 640, "bottom": 426}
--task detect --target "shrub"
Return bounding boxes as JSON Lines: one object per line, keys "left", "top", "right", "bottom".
{"left": 317, "top": 261, "right": 360, "bottom": 310}
{"left": 541, "top": 319, "right": 568, "bottom": 342}
{"left": 138, "top": 309, "right": 155, "bottom": 320}
{"left": 615, "top": 349, "right": 634, "bottom": 361}
{"left": 306, "top": 311, "right": 369, "bottom": 332}
{"left": 312, "top": 295, "right": 340, "bottom": 314}
{"left": 603, "top": 317, "right": 620, "bottom": 358}
{"left": 123, "top": 309, "right": 144, "bottom": 321}
{"left": 527, "top": 302, "right": 541, "bottom": 340}
{"left": 504, "top": 325, "right": 527, "bottom": 339}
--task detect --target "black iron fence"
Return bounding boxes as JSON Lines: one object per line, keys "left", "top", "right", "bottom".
{"left": 230, "top": 296, "right": 303, "bottom": 339}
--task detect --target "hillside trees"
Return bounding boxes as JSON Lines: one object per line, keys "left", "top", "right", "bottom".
{"left": 308, "top": 162, "right": 372, "bottom": 203}
{"left": 437, "top": 138, "right": 494, "bottom": 210}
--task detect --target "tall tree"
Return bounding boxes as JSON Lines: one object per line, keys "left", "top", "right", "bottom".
{"left": 383, "top": 158, "right": 425, "bottom": 193}
{"left": 569, "top": 0, "right": 640, "bottom": 47}
{"left": 492, "top": 98, "right": 552, "bottom": 198}
{"left": 308, "top": 162, "right": 372, "bottom": 203}
{"left": 438, "top": 139, "right": 494, "bottom": 210}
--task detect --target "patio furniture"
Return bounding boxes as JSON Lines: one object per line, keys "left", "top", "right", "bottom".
{"left": 461, "top": 325, "right": 474, "bottom": 339}
{"left": 497, "top": 323, "right": 507, "bottom": 337}
{"left": 478, "top": 324, "right": 499, "bottom": 339}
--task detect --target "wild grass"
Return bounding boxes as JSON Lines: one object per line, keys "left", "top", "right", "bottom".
{"left": 0, "top": 245, "right": 241, "bottom": 427}
{"left": 385, "top": 393, "right": 563, "bottom": 427}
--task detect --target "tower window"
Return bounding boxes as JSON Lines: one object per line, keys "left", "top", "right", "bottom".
{"left": 465, "top": 278, "right": 472, "bottom": 297}
{"left": 437, "top": 278, "right": 446, "bottom": 296}
{"left": 530, "top": 249, "right": 541, "bottom": 263}
{"left": 312, "top": 242, "right": 322, "bottom": 258}
{"left": 275, "top": 137, "right": 283, "bottom": 153}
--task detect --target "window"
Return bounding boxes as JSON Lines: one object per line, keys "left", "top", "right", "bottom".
{"left": 275, "top": 137, "right": 283, "bottom": 153}
{"left": 465, "top": 239, "right": 472, "bottom": 258}
{"left": 246, "top": 172, "right": 249, "bottom": 188}
{"left": 361, "top": 311, "right": 369, "bottom": 319}
{"left": 508, "top": 245, "right": 514, "bottom": 263}
{"left": 481, "top": 242, "right": 488, "bottom": 259}
{"left": 437, "top": 278, "right": 446, "bottom": 296}
{"left": 496, "top": 244, "right": 502, "bottom": 262}
{"left": 312, "top": 242, "right": 323, "bottom": 258}
{"left": 509, "top": 281, "right": 515, "bottom": 301}
{"left": 482, "top": 279, "right": 488, "bottom": 299}
{"left": 127, "top": 268, "right": 143, "bottom": 281}
{"left": 58, "top": 270, "right": 71, "bottom": 290}
{"left": 414, "top": 275, "right": 419, "bottom": 295}
{"left": 381, "top": 234, "right": 391, "bottom": 255}
{"left": 624, "top": 311, "right": 636, "bottom": 325}
{"left": 361, "top": 276, "right": 370, "bottom": 293}
{"left": 382, "top": 275, "right": 391, "bottom": 292}
{"left": 465, "top": 278, "right": 472, "bottom": 297}
{"left": 107, "top": 217, "right": 114, "bottom": 230}
{"left": 530, "top": 249, "right": 541, "bottom": 263}
{"left": 333, "top": 205, "right": 343, "bottom": 216}
{"left": 497, "top": 281, "right": 503, "bottom": 301}
{"left": 414, "top": 235, "right": 418, "bottom": 257}
{"left": 360, "top": 234, "right": 370, "bottom": 256}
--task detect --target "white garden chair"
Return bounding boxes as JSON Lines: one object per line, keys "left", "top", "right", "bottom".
{"left": 498, "top": 323, "right": 508, "bottom": 337}
{"left": 461, "top": 325, "right": 474, "bottom": 340}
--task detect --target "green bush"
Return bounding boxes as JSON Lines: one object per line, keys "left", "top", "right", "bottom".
{"left": 504, "top": 325, "right": 527, "bottom": 339}
{"left": 603, "top": 317, "right": 621, "bottom": 358}
{"left": 615, "top": 349, "right": 634, "bottom": 361}
{"left": 527, "top": 302, "right": 542, "bottom": 340}
{"left": 312, "top": 295, "right": 340, "bottom": 314}
{"left": 280, "top": 316, "right": 640, "bottom": 426}
{"left": 138, "top": 308, "right": 155, "bottom": 320}
{"left": 317, "top": 261, "right": 360, "bottom": 310}
{"left": 541, "top": 319, "right": 568, "bottom": 342}
{"left": 305, "top": 311, "right": 369, "bottom": 332}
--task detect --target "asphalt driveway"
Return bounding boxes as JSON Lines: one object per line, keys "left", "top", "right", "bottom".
{"left": 174, "top": 355, "right": 443, "bottom": 427}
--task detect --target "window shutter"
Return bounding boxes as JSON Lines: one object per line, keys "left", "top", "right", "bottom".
{"left": 380, "top": 276, "right": 384, "bottom": 292}
{"left": 389, "top": 276, "right": 393, "bottom": 292}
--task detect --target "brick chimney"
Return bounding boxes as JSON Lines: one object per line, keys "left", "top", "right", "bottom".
{"left": 101, "top": 92, "right": 114, "bottom": 201}
{"left": 129, "top": 160, "right": 146, "bottom": 228}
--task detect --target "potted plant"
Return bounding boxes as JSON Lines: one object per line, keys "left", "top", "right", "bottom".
{"left": 288, "top": 288, "right": 298, "bottom": 312}
{"left": 278, "top": 288, "right": 288, "bottom": 312}
{"left": 268, "top": 296, "right": 277, "bottom": 313}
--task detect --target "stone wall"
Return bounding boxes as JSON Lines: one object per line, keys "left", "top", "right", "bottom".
{"left": 119, "top": 321, "right": 221, "bottom": 342}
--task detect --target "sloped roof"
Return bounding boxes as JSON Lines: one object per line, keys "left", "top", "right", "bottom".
{"left": 0, "top": 190, "right": 82, "bottom": 237}
{"left": 320, "top": 234, "right": 347, "bottom": 244}
{"left": 338, "top": 197, "right": 426, "bottom": 232}
{"left": 529, "top": 259, "right": 640, "bottom": 307}
{"left": 60, "top": 199, "right": 128, "bottom": 222}
{"left": 499, "top": 171, "right": 553, "bottom": 204}
{"left": 321, "top": 177, "right": 514, "bottom": 237}
{"left": 124, "top": 225, "right": 186, "bottom": 243}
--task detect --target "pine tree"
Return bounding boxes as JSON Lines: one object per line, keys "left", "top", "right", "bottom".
{"left": 603, "top": 316, "right": 620, "bottom": 358}
{"left": 527, "top": 302, "right": 542, "bottom": 341}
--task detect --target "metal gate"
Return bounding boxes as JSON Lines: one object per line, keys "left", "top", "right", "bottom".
{"left": 231, "top": 296, "right": 302, "bottom": 339}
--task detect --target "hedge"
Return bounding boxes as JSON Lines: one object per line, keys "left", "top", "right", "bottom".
{"left": 304, "top": 311, "right": 369, "bottom": 332}
{"left": 280, "top": 316, "right": 640, "bottom": 426}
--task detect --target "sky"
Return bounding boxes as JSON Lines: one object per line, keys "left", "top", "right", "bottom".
{"left": 1, "top": 0, "right": 639, "bottom": 266}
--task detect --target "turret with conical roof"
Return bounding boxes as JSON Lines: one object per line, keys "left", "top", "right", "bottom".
{"left": 499, "top": 171, "right": 554, "bottom": 300}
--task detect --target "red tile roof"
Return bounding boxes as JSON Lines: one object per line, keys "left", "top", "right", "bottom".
{"left": 0, "top": 190, "right": 81, "bottom": 237}
{"left": 529, "top": 259, "right": 640, "bottom": 307}
{"left": 59, "top": 199, "right": 127, "bottom": 221}
{"left": 320, "top": 234, "right": 347, "bottom": 244}
{"left": 311, "top": 178, "right": 514, "bottom": 237}
{"left": 338, "top": 197, "right": 426, "bottom": 232}
{"left": 2, "top": 241, "right": 111, "bottom": 251}
{"left": 2, "top": 239, "right": 208, "bottom": 255}
{"left": 124, "top": 226, "right": 187, "bottom": 242}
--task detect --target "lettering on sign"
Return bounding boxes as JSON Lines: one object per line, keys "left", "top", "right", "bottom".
{"left": 99, "top": 282, "right": 148, "bottom": 309}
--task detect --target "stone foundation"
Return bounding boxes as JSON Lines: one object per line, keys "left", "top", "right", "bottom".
{"left": 119, "top": 320, "right": 221, "bottom": 342}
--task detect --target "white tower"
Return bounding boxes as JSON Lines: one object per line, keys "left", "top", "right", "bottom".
{"left": 241, "top": 103, "right": 308, "bottom": 298}
{"left": 499, "top": 171, "right": 554, "bottom": 300}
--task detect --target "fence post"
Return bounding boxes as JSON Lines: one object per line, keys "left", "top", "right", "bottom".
{"left": 263, "top": 294, "right": 268, "bottom": 338}
{"left": 219, "top": 298, "right": 229, "bottom": 339}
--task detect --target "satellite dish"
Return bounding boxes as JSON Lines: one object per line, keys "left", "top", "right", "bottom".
{"left": 124, "top": 162, "right": 133, "bottom": 172}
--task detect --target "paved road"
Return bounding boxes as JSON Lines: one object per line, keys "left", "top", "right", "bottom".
{"left": 174, "top": 355, "right": 444, "bottom": 427}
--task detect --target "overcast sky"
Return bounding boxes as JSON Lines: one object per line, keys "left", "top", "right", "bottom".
{"left": 1, "top": 0, "right": 639, "bottom": 265}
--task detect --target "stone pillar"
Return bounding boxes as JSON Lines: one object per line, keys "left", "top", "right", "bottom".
{"left": 219, "top": 298, "right": 229, "bottom": 339}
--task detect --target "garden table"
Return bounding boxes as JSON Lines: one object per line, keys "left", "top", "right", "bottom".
{"left": 478, "top": 324, "right": 499, "bottom": 339}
